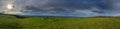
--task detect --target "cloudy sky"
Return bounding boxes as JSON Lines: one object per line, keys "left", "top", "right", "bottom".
{"left": 0, "top": 0, "right": 120, "bottom": 17}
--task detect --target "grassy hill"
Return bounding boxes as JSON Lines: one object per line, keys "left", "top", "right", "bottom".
{"left": 0, "top": 14, "right": 120, "bottom": 29}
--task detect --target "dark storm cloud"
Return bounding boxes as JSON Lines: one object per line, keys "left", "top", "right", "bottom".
{"left": 21, "top": 0, "right": 112, "bottom": 14}
{"left": 45, "top": 0, "right": 112, "bottom": 9}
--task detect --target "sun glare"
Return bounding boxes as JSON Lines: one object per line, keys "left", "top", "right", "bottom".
{"left": 4, "top": 4, "right": 22, "bottom": 14}
{"left": 7, "top": 4, "right": 14, "bottom": 9}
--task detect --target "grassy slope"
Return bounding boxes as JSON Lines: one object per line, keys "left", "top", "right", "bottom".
{"left": 0, "top": 15, "right": 19, "bottom": 29}
{"left": 0, "top": 15, "right": 120, "bottom": 29}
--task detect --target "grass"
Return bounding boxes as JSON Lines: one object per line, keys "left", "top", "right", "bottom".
{"left": 0, "top": 15, "right": 120, "bottom": 29}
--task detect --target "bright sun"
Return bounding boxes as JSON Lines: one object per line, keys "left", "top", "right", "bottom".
{"left": 7, "top": 4, "right": 14, "bottom": 9}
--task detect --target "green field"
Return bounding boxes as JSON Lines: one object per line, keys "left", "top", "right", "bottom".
{"left": 0, "top": 15, "right": 120, "bottom": 29}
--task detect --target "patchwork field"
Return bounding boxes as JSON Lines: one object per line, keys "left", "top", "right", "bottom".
{"left": 0, "top": 15, "right": 120, "bottom": 29}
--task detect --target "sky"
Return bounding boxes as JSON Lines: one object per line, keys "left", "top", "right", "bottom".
{"left": 0, "top": 0, "right": 120, "bottom": 17}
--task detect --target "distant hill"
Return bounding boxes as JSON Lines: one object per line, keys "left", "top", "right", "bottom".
{"left": 0, "top": 13, "right": 83, "bottom": 18}
{"left": 0, "top": 13, "right": 120, "bottom": 18}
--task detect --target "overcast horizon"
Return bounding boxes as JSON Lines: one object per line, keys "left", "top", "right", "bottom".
{"left": 0, "top": 0, "right": 120, "bottom": 17}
